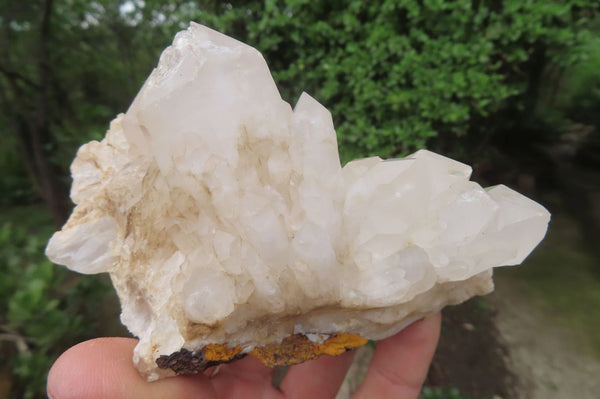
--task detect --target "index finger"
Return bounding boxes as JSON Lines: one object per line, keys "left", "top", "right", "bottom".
{"left": 352, "top": 312, "right": 441, "bottom": 399}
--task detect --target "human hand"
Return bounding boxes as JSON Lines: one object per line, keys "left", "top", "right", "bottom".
{"left": 47, "top": 312, "right": 441, "bottom": 399}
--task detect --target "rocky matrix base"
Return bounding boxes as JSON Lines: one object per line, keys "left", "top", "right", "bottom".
{"left": 46, "top": 23, "right": 550, "bottom": 381}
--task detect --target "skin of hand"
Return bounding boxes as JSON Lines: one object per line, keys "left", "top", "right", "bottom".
{"left": 47, "top": 312, "right": 441, "bottom": 399}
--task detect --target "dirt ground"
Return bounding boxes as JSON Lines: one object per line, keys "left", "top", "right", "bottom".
{"left": 491, "top": 271, "right": 600, "bottom": 399}
{"left": 425, "top": 298, "right": 519, "bottom": 399}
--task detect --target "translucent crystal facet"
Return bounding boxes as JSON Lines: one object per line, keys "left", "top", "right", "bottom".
{"left": 46, "top": 23, "right": 550, "bottom": 380}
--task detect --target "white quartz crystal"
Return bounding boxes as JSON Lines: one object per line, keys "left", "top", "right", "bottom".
{"left": 46, "top": 23, "right": 550, "bottom": 380}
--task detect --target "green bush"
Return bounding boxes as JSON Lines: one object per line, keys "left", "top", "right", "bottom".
{"left": 202, "top": 0, "right": 597, "bottom": 162}
{"left": 0, "top": 222, "right": 111, "bottom": 399}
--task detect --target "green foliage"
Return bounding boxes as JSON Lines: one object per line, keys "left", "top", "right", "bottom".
{"left": 0, "top": 221, "right": 111, "bottom": 399}
{"left": 558, "top": 34, "right": 600, "bottom": 128}
{"left": 420, "top": 387, "right": 473, "bottom": 399}
{"left": 241, "top": 0, "right": 598, "bottom": 161}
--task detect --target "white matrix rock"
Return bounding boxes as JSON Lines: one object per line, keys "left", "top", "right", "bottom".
{"left": 46, "top": 23, "right": 550, "bottom": 380}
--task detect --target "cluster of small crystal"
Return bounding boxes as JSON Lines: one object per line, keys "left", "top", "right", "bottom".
{"left": 46, "top": 23, "right": 550, "bottom": 380}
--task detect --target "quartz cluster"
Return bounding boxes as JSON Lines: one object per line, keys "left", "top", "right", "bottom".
{"left": 46, "top": 23, "right": 550, "bottom": 381}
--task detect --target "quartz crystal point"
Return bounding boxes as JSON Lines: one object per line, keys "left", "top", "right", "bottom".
{"left": 46, "top": 23, "right": 550, "bottom": 381}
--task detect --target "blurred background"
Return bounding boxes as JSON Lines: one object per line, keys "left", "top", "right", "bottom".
{"left": 1, "top": 1, "right": 599, "bottom": 398}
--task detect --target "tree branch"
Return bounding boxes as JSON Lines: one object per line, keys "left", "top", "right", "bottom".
{"left": 0, "top": 325, "right": 32, "bottom": 354}
{"left": 0, "top": 64, "right": 40, "bottom": 89}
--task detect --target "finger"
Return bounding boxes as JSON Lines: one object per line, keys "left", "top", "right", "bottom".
{"left": 47, "top": 337, "right": 216, "bottom": 399}
{"left": 279, "top": 350, "right": 356, "bottom": 399}
{"left": 352, "top": 313, "right": 441, "bottom": 399}
{"left": 210, "top": 355, "right": 281, "bottom": 399}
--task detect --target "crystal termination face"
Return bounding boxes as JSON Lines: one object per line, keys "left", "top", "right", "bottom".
{"left": 45, "top": 23, "right": 550, "bottom": 381}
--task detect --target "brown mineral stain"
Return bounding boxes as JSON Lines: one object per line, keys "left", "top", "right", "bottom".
{"left": 157, "top": 333, "right": 368, "bottom": 375}
{"left": 202, "top": 343, "right": 243, "bottom": 361}
{"left": 249, "top": 333, "right": 367, "bottom": 367}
